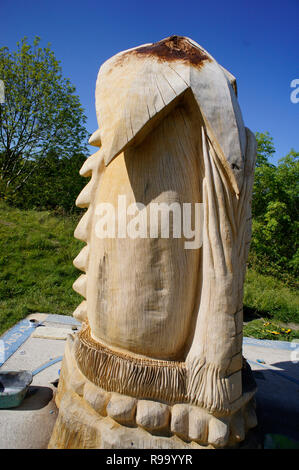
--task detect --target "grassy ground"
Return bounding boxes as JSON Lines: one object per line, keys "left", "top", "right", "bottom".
{"left": 0, "top": 202, "right": 298, "bottom": 340}
{"left": 0, "top": 202, "right": 84, "bottom": 335}
{"left": 243, "top": 270, "right": 299, "bottom": 340}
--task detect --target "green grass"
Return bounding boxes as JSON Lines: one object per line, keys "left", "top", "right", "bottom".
{"left": 243, "top": 269, "right": 299, "bottom": 340}
{"left": 244, "top": 269, "right": 299, "bottom": 324}
{"left": 0, "top": 202, "right": 84, "bottom": 335}
{"left": 0, "top": 202, "right": 298, "bottom": 340}
{"left": 243, "top": 318, "right": 299, "bottom": 341}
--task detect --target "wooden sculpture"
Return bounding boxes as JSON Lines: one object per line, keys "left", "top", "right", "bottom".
{"left": 49, "top": 36, "right": 257, "bottom": 449}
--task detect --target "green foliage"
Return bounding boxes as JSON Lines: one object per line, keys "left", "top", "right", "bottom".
{"left": 249, "top": 133, "right": 299, "bottom": 283}
{"left": 9, "top": 150, "right": 86, "bottom": 213}
{"left": 243, "top": 269, "right": 299, "bottom": 340}
{"left": 0, "top": 37, "right": 297, "bottom": 336}
{"left": 244, "top": 269, "right": 299, "bottom": 324}
{"left": 243, "top": 319, "right": 299, "bottom": 341}
{"left": 0, "top": 36, "right": 88, "bottom": 198}
{"left": 255, "top": 131, "right": 276, "bottom": 167}
{"left": 0, "top": 202, "right": 297, "bottom": 338}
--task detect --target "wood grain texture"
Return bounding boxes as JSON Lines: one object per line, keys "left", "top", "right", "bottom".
{"left": 87, "top": 104, "right": 201, "bottom": 360}
{"left": 51, "top": 36, "right": 257, "bottom": 448}
{"left": 48, "top": 336, "right": 257, "bottom": 449}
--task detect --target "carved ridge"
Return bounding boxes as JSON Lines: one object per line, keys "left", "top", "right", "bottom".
{"left": 73, "top": 323, "right": 241, "bottom": 414}
{"left": 74, "top": 323, "right": 187, "bottom": 404}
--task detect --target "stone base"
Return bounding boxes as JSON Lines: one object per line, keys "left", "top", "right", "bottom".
{"left": 48, "top": 336, "right": 258, "bottom": 449}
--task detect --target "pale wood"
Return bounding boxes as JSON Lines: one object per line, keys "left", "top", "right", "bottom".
{"left": 50, "top": 36, "right": 257, "bottom": 449}
{"left": 48, "top": 336, "right": 257, "bottom": 448}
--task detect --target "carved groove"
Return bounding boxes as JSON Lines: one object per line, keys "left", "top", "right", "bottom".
{"left": 74, "top": 322, "right": 236, "bottom": 414}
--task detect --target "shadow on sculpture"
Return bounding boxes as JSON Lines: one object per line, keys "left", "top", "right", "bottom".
{"left": 49, "top": 36, "right": 257, "bottom": 449}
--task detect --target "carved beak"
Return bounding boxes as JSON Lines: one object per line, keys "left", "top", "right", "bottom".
{"left": 92, "top": 36, "right": 247, "bottom": 195}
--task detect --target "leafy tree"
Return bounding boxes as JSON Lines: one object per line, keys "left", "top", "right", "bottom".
{"left": 255, "top": 131, "right": 276, "bottom": 167}
{"left": 252, "top": 163, "right": 278, "bottom": 219}
{"left": 250, "top": 135, "right": 298, "bottom": 282}
{"left": 0, "top": 37, "right": 88, "bottom": 198}
{"left": 252, "top": 132, "right": 277, "bottom": 218}
{"left": 276, "top": 150, "right": 299, "bottom": 217}
{"left": 10, "top": 150, "right": 87, "bottom": 213}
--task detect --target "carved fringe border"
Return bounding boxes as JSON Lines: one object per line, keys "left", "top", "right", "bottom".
{"left": 74, "top": 323, "right": 231, "bottom": 412}
{"left": 74, "top": 324, "right": 186, "bottom": 403}
{"left": 186, "top": 358, "right": 230, "bottom": 414}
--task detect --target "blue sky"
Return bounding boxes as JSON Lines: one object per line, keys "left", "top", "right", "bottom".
{"left": 1, "top": 0, "right": 298, "bottom": 163}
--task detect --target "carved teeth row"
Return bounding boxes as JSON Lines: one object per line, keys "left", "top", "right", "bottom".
{"left": 65, "top": 337, "right": 257, "bottom": 447}
{"left": 88, "top": 128, "right": 102, "bottom": 148}
{"left": 79, "top": 151, "right": 101, "bottom": 178}
{"left": 74, "top": 209, "right": 92, "bottom": 242}
{"left": 73, "top": 274, "right": 87, "bottom": 298}
{"left": 76, "top": 179, "right": 94, "bottom": 208}
{"left": 73, "top": 245, "right": 90, "bottom": 272}
{"left": 78, "top": 379, "right": 257, "bottom": 447}
{"left": 72, "top": 149, "right": 105, "bottom": 322}
{"left": 73, "top": 300, "right": 88, "bottom": 322}
{"left": 76, "top": 150, "right": 104, "bottom": 208}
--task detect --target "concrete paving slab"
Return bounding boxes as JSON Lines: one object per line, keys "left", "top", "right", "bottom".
{"left": 0, "top": 315, "right": 76, "bottom": 449}
{"left": 243, "top": 340, "right": 299, "bottom": 443}
{"left": 0, "top": 315, "right": 298, "bottom": 448}
{"left": 32, "top": 326, "right": 76, "bottom": 340}
{"left": 45, "top": 314, "right": 81, "bottom": 326}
